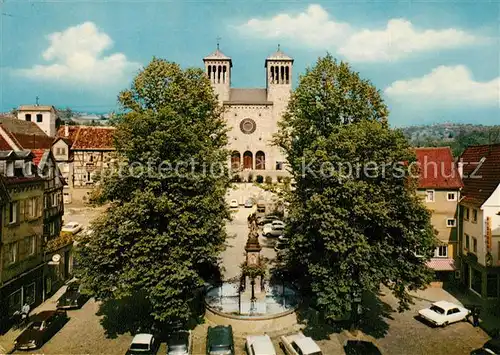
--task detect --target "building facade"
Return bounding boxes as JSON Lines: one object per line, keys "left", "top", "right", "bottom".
{"left": 15, "top": 105, "right": 58, "bottom": 137}
{"left": 415, "top": 148, "right": 463, "bottom": 283}
{"left": 203, "top": 47, "right": 292, "bottom": 181}
{"left": 54, "top": 125, "right": 115, "bottom": 203}
{"left": 0, "top": 151, "right": 45, "bottom": 333}
{"left": 458, "top": 143, "right": 500, "bottom": 299}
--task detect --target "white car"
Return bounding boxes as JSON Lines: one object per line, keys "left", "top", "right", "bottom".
{"left": 166, "top": 330, "right": 192, "bottom": 355}
{"left": 126, "top": 333, "right": 157, "bottom": 354}
{"left": 229, "top": 199, "right": 239, "bottom": 208}
{"left": 246, "top": 334, "right": 276, "bottom": 355}
{"left": 279, "top": 332, "right": 322, "bottom": 355}
{"left": 271, "top": 220, "right": 285, "bottom": 228}
{"left": 263, "top": 224, "right": 284, "bottom": 237}
{"left": 61, "top": 222, "right": 83, "bottom": 234}
{"left": 418, "top": 301, "right": 470, "bottom": 327}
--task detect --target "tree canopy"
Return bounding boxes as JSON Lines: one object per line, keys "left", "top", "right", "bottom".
{"left": 77, "top": 58, "right": 230, "bottom": 325}
{"left": 275, "top": 55, "right": 437, "bottom": 319}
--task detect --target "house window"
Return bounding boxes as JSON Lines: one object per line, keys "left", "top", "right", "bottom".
{"left": 25, "top": 114, "right": 31, "bottom": 121}
{"left": 89, "top": 155, "right": 93, "bottom": 162}
{"left": 435, "top": 245, "right": 448, "bottom": 258}
{"left": 275, "top": 161, "right": 283, "bottom": 170}
{"left": 464, "top": 207, "right": 470, "bottom": 221}
{"left": 87, "top": 172, "right": 92, "bottom": 181}
{"left": 27, "top": 236, "right": 36, "bottom": 256}
{"left": 36, "top": 114, "right": 43, "bottom": 123}
{"left": 446, "top": 218, "right": 456, "bottom": 227}
{"left": 24, "top": 283, "right": 35, "bottom": 305}
{"left": 447, "top": 192, "right": 457, "bottom": 201}
{"left": 9, "top": 201, "right": 18, "bottom": 223}
{"left": 472, "top": 237, "right": 478, "bottom": 253}
{"left": 472, "top": 209, "right": 478, "bottom": 223}
{"left": 4, "top": 242, "right": 18, "bottom": 265}
{"left": 425, "top": 190, "right": 435, "bottom": 202}
{"left": 465, "top": 234, "right": 470, "bottom": 250}
{"left": 8, "top": 290, "right": 22, "bottom": 316}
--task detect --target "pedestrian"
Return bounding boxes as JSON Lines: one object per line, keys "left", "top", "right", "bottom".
{"left": 21, "top": 303, "right": 30, "bottom": 324}
{"left": 472, "top": 306, "right": 479, "bottom": 327}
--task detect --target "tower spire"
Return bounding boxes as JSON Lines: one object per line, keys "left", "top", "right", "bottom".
{"left": 277, "top": 43, "right": 280, "bottom": 51}
{"left": 216, "top": 36, "right": 221, "bottom": 50}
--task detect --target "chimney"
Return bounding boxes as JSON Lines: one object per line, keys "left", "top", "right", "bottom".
{"left": 457, "top": 159, "right": 463, "bottom": 178}
{"left": 65, "top": 122, "right": 69, "bottom": 137}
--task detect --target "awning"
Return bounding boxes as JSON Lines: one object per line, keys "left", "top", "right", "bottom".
{"left": 427, "top": 258, "right": 456, "bottom": 271}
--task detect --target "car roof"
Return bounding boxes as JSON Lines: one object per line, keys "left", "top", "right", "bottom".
{"left": 132, "top": 333, "right": 153, "bottom": 344}
{"left": 31, "top": 310, "right": 58, "bottom": 321}
{"left": 432, "top": 301, "right": 459, "bottom": 310}
{"left": 247, "top": 335, "right": 275, "bottom": 354}
{"left": 168, "top": 331, "right": 189, "bottom": 346}
{"left": 208, "top": 326, "right": 232, "bottom": 345}
{"left": 294, "top": 337, "right": 321, "bottom": 352}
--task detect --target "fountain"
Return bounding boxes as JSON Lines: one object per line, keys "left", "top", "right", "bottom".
{"left": 204, "top": 213, "right": 299, "bottom": 330}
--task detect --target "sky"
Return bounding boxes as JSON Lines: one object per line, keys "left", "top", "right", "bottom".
{"left": 0, "top": 0, "right": 499, "bottom": 127}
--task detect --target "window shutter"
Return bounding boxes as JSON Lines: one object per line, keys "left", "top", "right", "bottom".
{"left": 19, "top": 200, "right": 25, "bottom": 222}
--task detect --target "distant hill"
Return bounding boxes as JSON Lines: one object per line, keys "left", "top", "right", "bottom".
{"left": 399, "top": 123, "right": 500, "bottom": 157}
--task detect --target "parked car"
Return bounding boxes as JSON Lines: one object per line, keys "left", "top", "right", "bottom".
{"left": 229, "top": 199, "right": 239, "bottom": 208}
{"left": 471, "top": 338, "right": 500, "bottom": 355}
{"left": 245, "top": 199, "right": 254, "bottom": 208}
{"left": 61, "top": 221, "right": 83, "bottom": 234}
{"left": 271, "top": 220, "right": 285, "bottom": 228}
{"left": 418, "top": 301, "right": 470, "bottom": 327}
{"left": 14, "top": 310, "right": 69, "bottom": 350}
{"left": 344, "top": 340, "right": 382, "bottom": 355}
{"left": 279, "top": 332, "right": 322, "bottom": 355}
{"left": 256, "top": 200, "right": 266, "bottom": 213}
{"left": 263, "top": 224, "right": 284, "bottom": 238}
{"left": 56, "top": 281, "right": 89, "bottom": 309}
{"left": 166, "top": 330, "right": 192, "bottom": 355}
{"left": 257, "top": 215, "right": 280, "bottom": 226}
{"left": 206, "top": 325, "right": 234, "bottom": 355}
{"left": 245, "top": 334, "right": 276, "bottom": 355}
{"left": 126, "top": 333, "right": 158, "bottom": 355}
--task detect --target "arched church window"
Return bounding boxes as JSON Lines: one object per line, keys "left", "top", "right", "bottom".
{"left": 243, "top": 151, "right": 253, "bottom": 169}
{"left": 231, "top": 151, "right": 241, "bottom": 170}
{"left": 275, "top": 66, "right": 279, "bottom": 84}
{"left": 223, "top": 66, "right": 227, "bottom": 83}
{"left": 218, "top": 65, "right": 222, "bottom": 83}
{"left": 285, "top": 66, "right": 290, "bottom": 84}
{"left": 255, "top": 151, "right": 265, "bottom": 170}
{"left": 208, "top": 66, "right": 212, "bottom": 81}
{"left": 281, "top": 66, "right": 285, "bottom": 83}
{"left": 270, "top": 67, "right": 274, "bottom": 83}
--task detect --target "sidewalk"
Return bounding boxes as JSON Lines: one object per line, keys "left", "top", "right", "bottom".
{"left": 0, "top": 284, "right": 68, "bottom": 354}
{"left": 410, "top": 286, "right": 500, "bottom": 337}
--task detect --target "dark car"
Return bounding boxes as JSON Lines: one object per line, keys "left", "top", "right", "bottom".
{"left": 167, "top": 330, "right": 191, "bottom": 354}
{"left": 56, "top": 281, "right": 89, "bottom": 309}
{"left": 206, "top": 325, "right": 234, "bottom": 355}
{"left": 471, "top": 338, "right": 500, "bottom": 354}
{"left": 344, "top": 340, "right": 382, "bottom": 355}
{"left": 14, "top": 310, "right": 68, "bottom": 350}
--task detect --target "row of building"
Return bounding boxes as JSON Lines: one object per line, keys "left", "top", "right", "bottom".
{"left": 0, "top": 106, "right": 115, "bottom": 333}
{"left": 415, "top": 145, "right": 500, "bottom": 299}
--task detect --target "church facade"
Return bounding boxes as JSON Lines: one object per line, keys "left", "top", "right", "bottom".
{"left": 203, "top": 47, "right": 293, "bottom": 180}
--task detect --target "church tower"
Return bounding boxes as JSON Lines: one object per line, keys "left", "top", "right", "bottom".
{"left": 265, "top": 46, "right": 293, "bottom": 118}
{"left": 203, "top": 45, "right": 232, "bottom": 103}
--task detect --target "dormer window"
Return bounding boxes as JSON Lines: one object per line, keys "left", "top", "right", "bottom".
{"left": 36, "top": 114, "right": 43, "bottom": 123}
{"left": 25, "top": 114, "right": 32, "bottom": 122}
{"left": 6, "top": 161, "right": 14, "bottom": 177}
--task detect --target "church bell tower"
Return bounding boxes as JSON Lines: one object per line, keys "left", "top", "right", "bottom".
{"left": 203, "top": 42, "right": 232, "bottom": 103}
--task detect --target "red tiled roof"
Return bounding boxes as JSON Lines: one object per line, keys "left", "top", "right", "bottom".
{"left": 414, "top": 147, "right": 463, "bottom": 189}
{"left": 56, "top": 126, "right": 79, "bottom": 142}
{"left": 0, "top": 135, "right": 12, "bottom": 150}
{"left": 426, "top": 258, "right": 456, "bottom": 271}
{"left": 460, "top": 143, "right": 500, "bottom": 206}
{"left": 0, "top": 116, "right": 54, "bottom": 150}
{"left": 56, "top": 126, "right": 115, "bottom": 150}
{"left": 31, "top": 149, "right": 46, "bottom": 166}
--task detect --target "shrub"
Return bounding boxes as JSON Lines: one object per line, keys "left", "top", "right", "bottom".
{"left": 277, "top": 176, "right": 283, "bottom": 183}
{"left": 256, "top": 175, "right": 264, "bottom": 183}
{"left": 265, "top": 176, "right": 273, "bottom": 184}
{"left": 231, "top": 175, "right": 242, "bottom": 183}
{"left": 247, "top": 173, "right": 254, "bottom": 182}
{"left": 283, "top": 176, "right": 292, "bottom": 185}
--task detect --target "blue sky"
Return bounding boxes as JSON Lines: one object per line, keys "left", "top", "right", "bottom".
{"left": 1, "top": 0, "right": 498, "bottom": 127}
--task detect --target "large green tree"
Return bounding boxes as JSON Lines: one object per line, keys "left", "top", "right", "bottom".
{"left": 275, "top": 55, "right": 437, "bottom": 319}
{"left": 77, "top": 58, "right": 230, "bottom": 325}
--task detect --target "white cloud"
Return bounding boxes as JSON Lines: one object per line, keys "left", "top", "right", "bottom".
{"left": 385, "top": 65, "right": 500, "bottom": 106}
{"left": 234, "top": 5, "right": 488, "bottom": 62}
{"left": 15, "top": 22, "right": 141, "bottom": 87}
